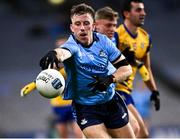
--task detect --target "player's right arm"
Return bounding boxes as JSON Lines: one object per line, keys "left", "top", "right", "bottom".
{"left": 54, "top": 48, "right": 72, "bottom": 62}
{"left": 39, "top": 48, "right": 72, "bottom": 70}
{"left": 20, "top": 81, "right": 36, "bottom": 97}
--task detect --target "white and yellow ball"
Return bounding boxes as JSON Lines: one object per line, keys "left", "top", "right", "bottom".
{"left": 36, "top": 69, "right": 65, "bottom": 98}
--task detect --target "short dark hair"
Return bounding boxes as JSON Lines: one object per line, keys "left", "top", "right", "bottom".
{"left": 70, "top": 3, "right": 95, "bottom": 19}
{"left": 95, "top": 6, "right": 119, "bottom": 21}
{"left": 121, "top": 0, "right": 143, "bottom": 19}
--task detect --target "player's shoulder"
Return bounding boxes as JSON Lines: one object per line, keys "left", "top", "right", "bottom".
{"left": 116, "top": 24, "right": 124, "bottom": 33}
{"left": 138, "top": 27, "right": 149, "bottom": 37}
{"left": 94, "top": 32, "right": 109, "bottom": 41}
{"left": 60, "top": 35, "right": 79, "bottom": 51}
{"left": 63, "top": 35, "right": 77, "bottom": 46}
{"left": 94, "top": 32, "right": 113, "bottom": 47}
{"left": 138, "top": 27, "right": 152, "bottom": 43}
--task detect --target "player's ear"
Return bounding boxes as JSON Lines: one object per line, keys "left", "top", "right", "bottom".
{"left": 92, "top": 23, "right": 96, "bottom": 31}
{"left": 94, "top": 21, "right": 97, "bottom": 26}
{"left": 94, "top": 21, "right": 100, "bottom": 32}
{"left": 70, "top": 24, "right": 74, "bottom": 33}
{"left": 123, "top": 11, "right": 129, "bottom": 19}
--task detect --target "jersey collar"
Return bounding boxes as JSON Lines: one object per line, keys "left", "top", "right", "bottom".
{"left": 123, "top": 23, "right": 138, "bottom": 39}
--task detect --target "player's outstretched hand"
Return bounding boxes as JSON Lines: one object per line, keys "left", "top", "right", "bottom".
{"left": 20, "top": 82, "right": 36, "bottom": 97}
{"left": 39, "top": 50, "right": 59, "bottom": 70}
{"left": 88, "top": 75, "right": 114, "bottom": 92}
{"left": 150, "top": 90, "right": 160, "bottom": 111}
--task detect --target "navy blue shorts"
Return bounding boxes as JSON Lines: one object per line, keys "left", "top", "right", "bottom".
{"left": 72, "top": 93, "right": 129, "bottom": 130}
{"left": 52, "top": 105, "right": 75, "bottom": 123}
{"left": 116, "top": 90, "right": 135, "bottom": 106}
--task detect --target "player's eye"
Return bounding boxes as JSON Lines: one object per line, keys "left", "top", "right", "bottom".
{"left": 136, "top": 8, "right": 144, "bottom": 13}
{"left": 84, "top": 21, "right": 90, "bottom": 26}
{"left": 105, "top": 23, "right": 116, "bottom": 28}
{"left": 74, "top": 21, "right": 81, "bottom": 26}
{"left": 105, "top": 24, "right": 111, "bottom": 28}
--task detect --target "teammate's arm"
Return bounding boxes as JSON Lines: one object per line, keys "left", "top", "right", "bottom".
{"left": 142, "top": 53, "right": 160, "bottom": 111}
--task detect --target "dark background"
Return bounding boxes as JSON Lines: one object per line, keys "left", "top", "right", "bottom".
{"left": 0, "top": 0, "right": 180, "bottom": 137}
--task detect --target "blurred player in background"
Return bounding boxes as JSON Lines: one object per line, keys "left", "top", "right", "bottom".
{"left": 95, "top": 6, "right": 140, "bottom": 136}
{"left": 95, "top": 7, "right": 119, "bottom": 44}
{"left": 20, "top": 38, "right": 82, "bottom": 138}
{"left": 115, "top": 0, "right": 160, "bottom": 137}
{"left": 95, "top": 3, "right": 160, "bottom": 137}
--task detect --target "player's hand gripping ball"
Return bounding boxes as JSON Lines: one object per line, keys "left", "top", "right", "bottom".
{"left": 36, "top": 69, "right": 65, "bottom": 98}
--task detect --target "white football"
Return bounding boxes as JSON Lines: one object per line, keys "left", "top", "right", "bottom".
{"left": 36, "top": 69, "right": 65, "bottom": 99}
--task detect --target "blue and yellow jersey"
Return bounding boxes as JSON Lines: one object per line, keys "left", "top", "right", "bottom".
{"left": 50, "top": 68, "right": 72, "bottom": 107}
{"left": 116, "top": 24, "right": 152, "bottom": 94}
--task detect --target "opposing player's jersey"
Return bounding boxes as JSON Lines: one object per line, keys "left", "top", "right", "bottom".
{"left": 60, "top": 32, "right": 121, "bottom": 105}
{"left": 50, "top": 68, "right": 72, "bottom": 106}
{"left": 116, "top": 24, "right": 152, "bottom": 94}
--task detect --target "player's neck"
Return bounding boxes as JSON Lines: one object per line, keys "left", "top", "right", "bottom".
{"left": 124, "top": 20, "right": 138, "bottom": 35}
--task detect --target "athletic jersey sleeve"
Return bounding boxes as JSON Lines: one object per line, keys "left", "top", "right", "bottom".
{"left": 146, "top": 34, "right": 152, "bottom": 53}
{"left": 60, "top": 35, "right": 78, "bottom": 56}
{"left": 103, "top": 35, "right": 121, "bottom": 63}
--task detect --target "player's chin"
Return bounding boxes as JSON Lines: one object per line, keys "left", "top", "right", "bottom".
{"left": 139, "top": 20, "right": 145, "bottom": 25}
{"left": 136, "top": 22, "right": 144, "bottom": 27}
{"left": 79, "top": 38, "right": 89, "bottom": 45}
{"left": 107, "top": 34, "right": 114, "bottom": 39}
{"left": 78, "top": 36, "right": 88, "bottom": 43}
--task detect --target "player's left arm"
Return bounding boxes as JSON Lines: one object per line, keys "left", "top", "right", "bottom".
{"left": 87, "top": 54, "right": 132, "bottom": 92}
{"left": 142, "top": 53, "right": 160, "bottom": 111}
{"left": 142, "top": 53, "right": 157, "bottom": 90}
{"left": 112, "top": 54, "right": 132, "bottom": 83}
{"left": 87, "top": 37, "right": 132, "bottom": 92}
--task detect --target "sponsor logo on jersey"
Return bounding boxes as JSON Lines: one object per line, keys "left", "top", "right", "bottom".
{"left": 81, "top": 118, "right": 88, "bottom": 125}
{"left": 141, "top": 42, "right": 145, "bottom": 49}
{"left": 122, "top": 112, "right": 127, "bottom": 119}
{"left": 99, "top": 50, "right": 107, "bottom": 58}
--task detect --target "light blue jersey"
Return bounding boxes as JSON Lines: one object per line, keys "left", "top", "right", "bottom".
{"left": 61, "top": 32, "right": 121, "bottom": 105}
